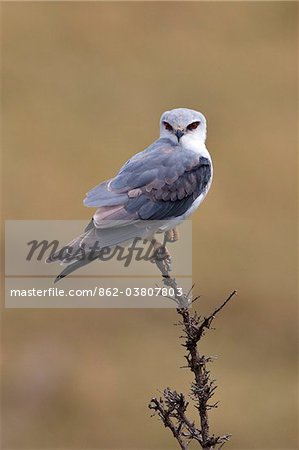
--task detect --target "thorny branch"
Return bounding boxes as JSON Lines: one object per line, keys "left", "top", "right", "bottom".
{"left": 149, "top": 252, "right": 237, "bottom": 450}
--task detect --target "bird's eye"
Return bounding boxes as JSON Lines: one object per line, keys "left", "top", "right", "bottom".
{"left": 163, "top": 121, "right": 173, "bottom": 132}
{"left": 187, "top": 121, "right": 200, "bottom": 131}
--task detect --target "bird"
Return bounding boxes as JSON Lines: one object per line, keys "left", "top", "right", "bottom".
{"left": 47, "top": 108, "right": 213, "bottom": 282}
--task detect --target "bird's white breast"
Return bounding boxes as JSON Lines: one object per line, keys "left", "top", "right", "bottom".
{"left": 181, "top": 134, "right": 210, "bottom": 158}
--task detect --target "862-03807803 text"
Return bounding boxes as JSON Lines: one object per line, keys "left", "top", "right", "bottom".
{"left": 9, "top": 286, "right": 182, "bottom": 298}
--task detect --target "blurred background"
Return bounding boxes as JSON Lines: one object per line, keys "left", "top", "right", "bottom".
{"left": 1, "top": 2, "right": 297, "bottom": 449}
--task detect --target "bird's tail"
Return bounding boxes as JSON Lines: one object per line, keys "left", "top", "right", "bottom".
{"left": 54, "top": 258, "right": 92, "bottom": 283}
{"left": 46, "top": 220, "right": 98, "bottom": 282}
{"left": 46, "top": 220, "right": 94, "bottom": 264}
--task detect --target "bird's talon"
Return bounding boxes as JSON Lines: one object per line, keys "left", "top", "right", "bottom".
{"left": 164, "top": 227, "right": 180, "bottom": 243}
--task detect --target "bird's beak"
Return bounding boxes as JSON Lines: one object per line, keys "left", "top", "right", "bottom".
{"left": 175, "top": 130, "right": 184, "bottom": 141}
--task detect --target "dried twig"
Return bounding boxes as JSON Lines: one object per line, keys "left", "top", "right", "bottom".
{"left": 149, "top": 252, "right": 236, "bottom": 449}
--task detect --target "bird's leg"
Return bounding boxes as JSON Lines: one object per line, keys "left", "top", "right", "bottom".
{"left": 149, "top": 239, "right": 172, "bottom": 275}
{"left": 150, "top": 239, "right": 170, "bottom": 261}
{"left": 164, "top": 227, "right": 180, "bottom": 244}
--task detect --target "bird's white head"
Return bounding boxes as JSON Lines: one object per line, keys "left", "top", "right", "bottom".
{"left": 160, "top": 108, "right": 207, "bottom": 148}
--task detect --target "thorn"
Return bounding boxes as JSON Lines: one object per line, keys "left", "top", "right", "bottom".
{"left": 192, "top": 295, "right": 201, "bottom": 304}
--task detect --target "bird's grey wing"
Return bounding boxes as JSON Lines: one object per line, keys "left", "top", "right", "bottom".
{"left": 84, "top": 138, "right": 211, "bottom": 225}
{"left": 49, "top": 140, "right": 211, "bottom": 258}
{"left": 83, "top": 139, "right": 167, "bottom": 208}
